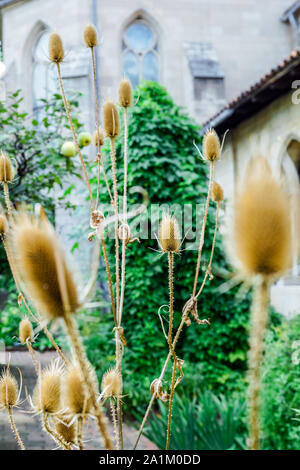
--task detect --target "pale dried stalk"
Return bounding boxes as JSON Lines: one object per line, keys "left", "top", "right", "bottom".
{"left": 166, "top": 252, "right": 176, "bottom": 450}
{"left": 101, "top": 237, "right": 117, "bottom": 326}
{"left": 3, "top": 182, "right": 13, "bottom": 223}
{"left": 26, "top": 340, "right": 39, "bottom": 376}
{"left": 8, "top": 407, "right": 25, "bottom": 450}
{"left": 119, "top": 107, "right": 128, "bottom": 324}
{"left": 63, "top": 312, "right": 113, "bottom": 450}
{"left": 56, "top": 63, "right": 93, "bottom": 206}
{"left": 42, "top": 412, "right": 71, "bottom": 450}
{"left": 110, "top": 397, "right": 119, "bottom": 449}
{"left": 249, "top": 278, "right": 269, "bottom": 450}
{"left": 77, "top": 416, "right": 84, "bottom": 450}
{"left": 192, "top": 162, "right": 214, "bottom": 297}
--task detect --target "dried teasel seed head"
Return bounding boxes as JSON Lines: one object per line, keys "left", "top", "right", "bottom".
{"left": 64, "top": 362, "right": 97, "bottom": 415}
{"left": 93, "top": 127, "right": 104, "bottom": 147}
{"left": 211, "top": 181, "right": 224, "bottom": 203}
{"left": 203, "top": 128, "right": 221, "bottom": 162}
{"left": 0, "top": 152, "right": 14, "bottom": 183}
{"left": 19, "top": 317, "right": 34, "bottom": 344}
{"left": 0, "top": 214, "right": 8, "bottom": 237}
{"left": 12, "top": 215, "right": 78, "bottom": 319}
{"left": 49, "top": 32, "right": 64, "bottom": 63}
{"left": 234, "top": 157, "right": 292, "bottom": 277}
{"left": 55, "top": 414, "right": 76, "bottom": 445}
{"left": 33, "top": 361, "right": 63, "bottom": 414}
{"left": 101, "top": 368, "right": 122, "bottom": 398}
{"left": 159, "top": 214, "right": 181, "bottom": 253}
{"left": 103, "top": 101, "right": 119, "bottom": 138}
{"left": 119, "top": 79, "right": 132, "bottom": 108}
{"left": 0, "top": 369, "right": 18, "bottom": 407}
{"left": 84, "top": 24, "right": 98, "bottom": 48}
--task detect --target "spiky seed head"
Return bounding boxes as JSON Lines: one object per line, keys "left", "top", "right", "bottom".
{"left": 55, "top": 414, "right": 76, "bottom": 445}
{"left": 203, "top": 128, "right": 221, "bottom": 162}
{"left": 84, "top": 24, "right": 98, "bottom": 48}
{"left": 64, "top": 362, "right": 97, "bottom": 414}
{"left": 19, "top": 317, "right": 34, "bottom": 344}
{"left": 101, "top": 368, "right": 122, "bottom": 398}
{"left": 234, "top": 157, "right": 292, "bottom": 277}
{"left": 159, "top": 214, "right": 181, "bottom": 253}
{"left": 0, "top": 152, "right": 14, "bottom": 183}
{"left": 0, "top": 214, "right": 8, "bottom": 237}
{"left": 49, "top": 32, "right": 64, "bottom": 64}
{"left": 103, "top": 101, "right": 119, "bottom": 138}
{"left": 0, "top": 369, "right": 18, "bottom": 407}
{"left": 93, "top": 127, "right": 104, "bottom": 147}
{"left": 119, "top": 79, "right": 132, "bottom": 108}
{"left": 33, "top": 361, "right": 63, "bottom": 414}
{"left": 12, "top": 215, "right": 78, "bottom": 319}
{"left": 211, "top": 182, "right": 224, "bottom": 203}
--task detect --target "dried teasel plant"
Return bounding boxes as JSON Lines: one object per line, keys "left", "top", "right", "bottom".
{"left": 232, "top": 157, "right": 292, "bottom": 450}
{"left": 0, "top": 152, "right": 15, "bottom": 222}
{"left": 101, "top": 368, "right": 122, "bottom": 448}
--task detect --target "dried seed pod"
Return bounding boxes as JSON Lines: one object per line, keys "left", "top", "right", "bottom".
{"left": 103, "top": 101, "right": 119, "bottom": 138}
{"left": 84, "top": 24, "right": 98, "bottom": 48}
{"left": 101, "top": 368, "right": 122, "bottom": 398}
{"left": 211, "top": 181, "right": 224, "bottom": 202}
{"left": 55, "top": 414, "right": 76, "bottom": 445}
{"left": 119, "top": 79, "right": 132, "bottom": 108}
{"left": 33, "top": 361, "right": 63, "bottom": 414}
{"left": 0, "top": 214, "right": 8, "bottom": 237}
{"left": 203, "top": 128, "right": 221, "bottom": 162}
{"left": 159, "top": 214, "right": 181, "bottom": 253}
{"left": 93, "top": 127, "right": 104, "bottom": 147}
{"left": 0, "top": 152, "right": 14, "bottom": 183}
{"left": 19, "top": 317, "right": 34, "bottom": 344}
{"left": 49, "top": 32, "right": 64, "bottom": 64}
{"left": 234, "top": 157, "right": 292, "bottom": 277}
{"left": 64, "top": 362, "right": 97, "bottom": 415}
{"left": 0, "top": 369, "right": 18, "bottom": 407}
{"left": 13, "top": 216, "right": 78, "bottom": 319}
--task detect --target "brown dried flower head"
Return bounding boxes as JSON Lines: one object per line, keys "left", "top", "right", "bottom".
{"left": 203, "top": 128, "right": 221, "bottom": 162}
{"left": 211, "top": 181, "right": 224, "bottom": 203}
{"left": 64, "top": 362, "right": 97, "bottom": 415}
{"left": 19, "top": 317, "right": 34, "bottom": 344}
{"left": 101, "top": 368, "right": 122, "bottom": 398}
{"left": 119, "top": 79, "right": 132, "bottom": 108}
{"left": 55, "top": 414, "right": 76, "bottom": 445}
{"left": 159, "top": 214, "right": 181, "bottom": 253}
{"left": 33, "top": 361, "right": 63, "bottom": 414}
{"left": 49, "top": 32, "right": 64, "bottom": 63}
{"left": 0, "top": 369, "right": 18, "bottom": 408}
{"left": 84, "top": 24, "right": 98, "bottom": 48}
{"left": 103, "top": 101, "right": 119, "bottom": 138}
{"left": 0, "top": 214, "right": 8, "bottom": 237}
{"left": 0, "top": 152, "right": 14, "bottom": 183}
{"left": 13, "top": 215, "right": 78, "bottom": 319}
{"left": 93, "top": 127, "right": 104, "bottom": 147}
{"left": 234, "top": 157, "right": 292, "bottom": 277}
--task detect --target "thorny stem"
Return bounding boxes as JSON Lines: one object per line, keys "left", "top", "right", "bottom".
{"left": 56, "top": 63, "right": 93, "bottom": 206}
{"left": 3, "top": 182, "right": 13, "bottom": 223}
{"left": 77, "top": 416, "right": 84, "bottom": 450}
{"left": 41, "top": 323, "right": 68, "bottom": 366}
{"left": 26, "top": 340, "right": 39, "bottom": 376}
{"left": 8, "top": 407, "right": 25, "bottom": 450}
{"left": 119, "top": 107, "right": 128, "bottom": 324}
{"left": 63, "top": 312, "right": 113, "bottom": 450}
{"left": 110, "top": 397, "right": 120, "bottom": 450}
{"left": 192, "top": 162, "right": 214, "bottom": 297}
{"left": 166, "top": 252, "right": 176, "bottom": 450}
{"left": 249, "top": 278, "right": 269, "bottom": 450}
{"left": 42, "top": 412, "right": 71, "bottom": 450}
{"left": 101, "top": 237, "right": 117, "bottom": 326}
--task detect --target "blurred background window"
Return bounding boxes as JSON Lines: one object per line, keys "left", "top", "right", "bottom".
{"left": 122, "top": 20, "right": 159, "bottom": 87}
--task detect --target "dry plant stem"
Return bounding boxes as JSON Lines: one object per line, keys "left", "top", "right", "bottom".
{"left": 8, "top": 407, "right": 25, "bottom": 450}
{"left": 26, "top": 340, "right": 39, "bottom": 375}
{"left": 119, "top": 107, "right": 128, "bottom": 324}
{"left": 56, "top": 63, "right": 93, "bottom": 206}
{"left": 63, "top": 312, "right": 113, "bottom": 450}
{"left": 192, "top": 162, "right": 214, "bottom": 297}
{"left": 42, "top": 324, "right": 67, "bottom": 365}
{"left": 110, "top": 397, "right": 120, "bottom": 449}
{"left": 248, "top": 278, "right": 269, "bottom": 450}
{"left": 166, "top": 252, "right": 176, "bottom": 450}
{"left": 3, "top": 182, "right": 13, "bottom": 223}
{"left": 42, "top": 412, "right": 71, "bottom": 450}
{"left": 101, "top": 237, "right": 117, "bottom": 326}
{"left": 77, "top": 416, "right": 84, "bottom": 450}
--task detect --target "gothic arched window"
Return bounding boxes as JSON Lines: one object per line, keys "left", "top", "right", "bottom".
{"left": 32, "top": 31, "right": 57, "bottom": 116}
{"left": 122, "top": 19, "right": 159, "bottom": 88}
